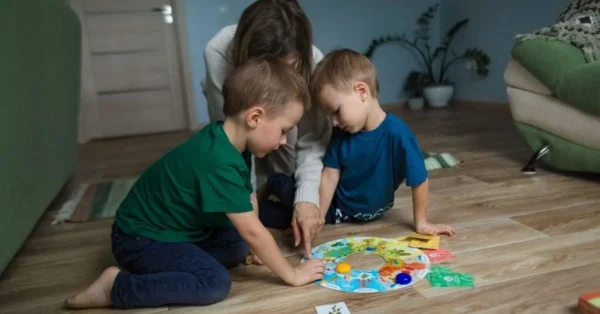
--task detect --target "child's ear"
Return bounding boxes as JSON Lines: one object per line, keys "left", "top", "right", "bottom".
{"left": 246, "top": 106, "right": 265, "bottom": 129}
{"left": 354, "top": 82, "right": 369, "bottom": 101}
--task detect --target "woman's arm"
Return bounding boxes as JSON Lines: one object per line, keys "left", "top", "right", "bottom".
{"left": 293, "top": 46, "right": 331, "bottom": 208}
{"left": 319, "top": 167, "right": 340, "bottom": 219}
{"left": 203, "top": 25, "right": 236, "bottom": 123}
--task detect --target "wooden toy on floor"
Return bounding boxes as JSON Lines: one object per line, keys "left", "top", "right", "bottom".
{"left": 579, "top": 291, "right": 600, "bottom": 314}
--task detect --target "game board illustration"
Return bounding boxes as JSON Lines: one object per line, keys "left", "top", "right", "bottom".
{"left": 303, "top": 237, "right": 431, "bottom": 293}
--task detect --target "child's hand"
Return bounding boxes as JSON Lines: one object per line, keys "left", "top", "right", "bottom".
{"left": 416, "top": 221, "right": 456, "bottom": 237}
{"left": 290, "top": 259, "right": 326, "bottom": 287}
{"left": 244, "top": 251, "right": 264, "bottom": 265}
{"left": 251, "top": 253, "right": 263, "bottom": 265}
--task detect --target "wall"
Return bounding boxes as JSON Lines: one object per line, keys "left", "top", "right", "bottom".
{"left": 440, "top": 0, "right": 571, "bottom": 103}
{"left": 184, "top": 0, "right": 440, "bottom": 124}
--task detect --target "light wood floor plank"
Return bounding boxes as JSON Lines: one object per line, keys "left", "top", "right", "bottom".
{"left": 512, "top": 202, "right": 600, "bottom": 236}
{"left": 413, "top": 227, "right": 600, "bottom": 298}
{"left": 167, "top": 281, "right": 423, "bottom": 314}
{"left": 2, "top": 105, "right": 599, "bottom": 314}
{"left": 357, "top": 262, "right": 600, "bottom": 314}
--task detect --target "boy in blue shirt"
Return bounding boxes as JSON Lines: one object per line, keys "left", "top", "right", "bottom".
{"left": 261, "top": 49, "right": 455, "bottom": 255}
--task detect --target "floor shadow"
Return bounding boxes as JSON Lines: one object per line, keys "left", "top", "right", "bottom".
{"left": 566, "top": 305, "right": 580, "bottom": 314}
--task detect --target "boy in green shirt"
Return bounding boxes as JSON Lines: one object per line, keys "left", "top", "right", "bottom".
{"left": 66, "top": 58, "right": 325, "bottom": 309}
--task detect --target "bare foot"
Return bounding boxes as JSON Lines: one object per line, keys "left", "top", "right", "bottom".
{"left": 65, "top": 266, "right": 120, "bottom": 308}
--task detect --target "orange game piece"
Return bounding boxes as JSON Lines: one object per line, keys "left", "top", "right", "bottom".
{"left": 336, "top": 262, "right": 352, "bottom": 274}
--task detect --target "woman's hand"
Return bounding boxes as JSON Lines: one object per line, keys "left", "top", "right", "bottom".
{"left": 291, "top": 202, "right": 324, "bottom": 258}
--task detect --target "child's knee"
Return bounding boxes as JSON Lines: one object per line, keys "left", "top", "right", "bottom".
{"left": 198, "top": 273, "right": 232, "bottom": 305}
{"left": 231, "top": 241, "right": 250, "bottom": 267}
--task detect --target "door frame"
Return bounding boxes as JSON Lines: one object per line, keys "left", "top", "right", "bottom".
{"left": 72, "top": 0, "right": 198, "bottom": 143}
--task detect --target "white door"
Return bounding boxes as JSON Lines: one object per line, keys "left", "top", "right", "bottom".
{"left": 72, "top": 0, "right": 191, "bottom": 140}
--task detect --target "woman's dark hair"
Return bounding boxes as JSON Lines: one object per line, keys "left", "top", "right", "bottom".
{"left": 228, "top": 0, "right": 314, "bottom": 83}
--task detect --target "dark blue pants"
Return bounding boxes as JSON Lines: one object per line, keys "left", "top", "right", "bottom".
{"left": 110, "top": 223, "right": 249, "bottom": 308}
{"left": 259, "top": 173, "right": 336, "bottom": 229}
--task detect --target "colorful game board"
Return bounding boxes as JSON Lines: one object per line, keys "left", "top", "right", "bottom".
{"left": 303, "top": 237, "right": 431, "bottom": 293}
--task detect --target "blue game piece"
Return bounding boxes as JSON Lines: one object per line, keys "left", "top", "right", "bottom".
{"left": 395, "top": 273, "right": 412, "bottom": 285}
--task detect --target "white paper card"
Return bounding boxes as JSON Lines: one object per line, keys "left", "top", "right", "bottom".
{"left": 315, "top": 302, "right": 351, "bottom": 314}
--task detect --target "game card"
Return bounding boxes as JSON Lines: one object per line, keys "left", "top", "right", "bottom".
{"left": 409, "top": 236, "right": 440, "bottom": 250}
{"left": 427, "top": 265, "right": 453, "bottom": 277}
{"left": 407, "top": 232, "right": 434, "bottom": 240}
{"left": 425, "top": 249, "right": 455, "bottom": 262}
{"left": 427, "top": 272, "right": 475, "bottom": 288}
{"left": 315, "top": 302, "right": 351, "bottom": 314}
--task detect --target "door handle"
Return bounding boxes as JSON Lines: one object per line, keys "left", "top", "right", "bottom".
{"left": 152, "top": 5, "right": 172, "bottom": 15}
{"left": 152, "top": 5, "right": 173, "bottom": 24}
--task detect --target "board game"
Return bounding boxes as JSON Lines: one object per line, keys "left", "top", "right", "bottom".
{"left": 303, "top": 237, "right": 431, "bottom": 293}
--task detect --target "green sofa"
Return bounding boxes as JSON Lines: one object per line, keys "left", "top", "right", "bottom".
{"left": 504, "top": 39, "right": 600, "bottom": 174}
{"left": 0, "top": 1, "right": 81, "bottom": 274}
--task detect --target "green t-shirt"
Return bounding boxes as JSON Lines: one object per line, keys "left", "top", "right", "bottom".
{"left": 115, "top": 122, "right": 254, "bottom": 242}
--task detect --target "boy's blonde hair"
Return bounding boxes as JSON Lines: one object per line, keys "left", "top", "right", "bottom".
{"left": 310, "top": 49, "right": 379, "bottom": 100}
{"left": 222, "top": 57, "right": 310, "bottom": 117}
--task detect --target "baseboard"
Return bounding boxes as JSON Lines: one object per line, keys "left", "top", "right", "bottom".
{"left": 452, "top": 99, "right": 509, "bottom": 110}
{"left": 382, "top": 99, "right": 509, "bottom": 111}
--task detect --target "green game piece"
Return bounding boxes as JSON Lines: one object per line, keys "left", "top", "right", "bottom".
{"left": 427, "top": 272, "right": 475, "bottom": 288}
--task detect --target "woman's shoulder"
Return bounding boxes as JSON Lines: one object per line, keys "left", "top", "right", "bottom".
{"left": 312, "top": 45, "right": 324, "bottom": 62}
{"left": 205, "top": 24, "right": 237, "bottom": 56}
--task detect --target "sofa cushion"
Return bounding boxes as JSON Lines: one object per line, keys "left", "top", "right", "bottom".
{"left": 504, "top": 58, "right": 553, "bottom": 95}
{"left": 556, "top": 62, "right": 600, "bottom": 117}
{"left": 512, "top": 38, "right": 586, "bottom": 93}
{"left": 507, "top": 87, "right": 600, "bottom": 150}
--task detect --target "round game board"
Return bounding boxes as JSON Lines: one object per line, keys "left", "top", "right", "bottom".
{"left": 302, "top": 237, "right": 430, "bottom": 293}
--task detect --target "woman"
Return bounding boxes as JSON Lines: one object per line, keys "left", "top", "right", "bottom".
{"left": 203, "top": 0, "right": 330, "bottom": 257}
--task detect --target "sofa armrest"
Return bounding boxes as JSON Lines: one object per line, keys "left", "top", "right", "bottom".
{"left": 512, "top": 38, "right": 586, "bottom": 93}
{"left": 556, "top": 61, "right": 600, "bottom": 117}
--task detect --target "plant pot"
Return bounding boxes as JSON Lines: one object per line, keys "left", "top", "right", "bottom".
{"left": 407, "top": 97, "right": 424, "bottom": 110}
{"left": 424, "top": 85, "right": 454, "bottom": 108}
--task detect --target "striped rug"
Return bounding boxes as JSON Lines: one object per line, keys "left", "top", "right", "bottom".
{"left": 52, "top": 152, "right": 461, "bottom": 224}
{"left": 52, "top": 178, "right": 137, "bottom": 224}
{"left": 423, "top": 152, "right": 461, "bottom": 170}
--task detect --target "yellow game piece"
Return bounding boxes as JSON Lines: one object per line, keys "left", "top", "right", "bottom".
{"left": 409, "top": 236, "right": 440, "bottom": 250}
{"left": 336, "top": 262, "right": 352, "bottom": 274}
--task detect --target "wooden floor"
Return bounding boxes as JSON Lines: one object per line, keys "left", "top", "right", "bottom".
{"left": 1, "top": 105, "right": 599, "bottom": 314}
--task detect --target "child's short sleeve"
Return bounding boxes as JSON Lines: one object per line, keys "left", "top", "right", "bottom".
{"left": 323, "top": 129, "right": 342, "bottom": 169}
{"left": 198, "top": 165, "right": 253, "bottom": 213}
{"left": 400, "top": 135, "right": 428, "bottom": 187}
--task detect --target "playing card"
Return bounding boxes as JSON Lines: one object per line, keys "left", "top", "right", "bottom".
{"left": 394, "top": 236, "right": 408, "bottom": 242}
{"left": 407, "top": 232, "right": 434, "bottom": 240}
{"left": 427, "top": 272, "right": 475, "bottom": 288}
{"left": 425, "top": 249, "right": 455, "bottom": 262}
{"left": 315, "top": 302, "right": 351, "bottom": 314}
{"left": 409, "top": 236, "right": 440, "bottom": 249}
{"left": 427, "top": 265, "right": 454, "bottom": 277}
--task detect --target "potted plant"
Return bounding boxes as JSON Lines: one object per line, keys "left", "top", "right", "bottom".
{"left": 364, "top": 3, "right": 491, "bottom": 108}
{"left": 404, "top": 71, "right": 428, "bottom": 110}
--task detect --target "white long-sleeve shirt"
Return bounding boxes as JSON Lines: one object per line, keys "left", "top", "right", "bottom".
{"left": 202, "top": 25, "right": 331, "bottom": 208}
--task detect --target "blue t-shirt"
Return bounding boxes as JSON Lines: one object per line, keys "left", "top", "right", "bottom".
{"left": 323, "top": 113, "right": 427, "bottom": 222}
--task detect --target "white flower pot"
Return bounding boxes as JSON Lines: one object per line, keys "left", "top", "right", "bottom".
{"left": 407, "top": 97, "right": 424, "bottom": 110}
{"left": 424, "top": 85, "right": 454, "bottom": 108}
